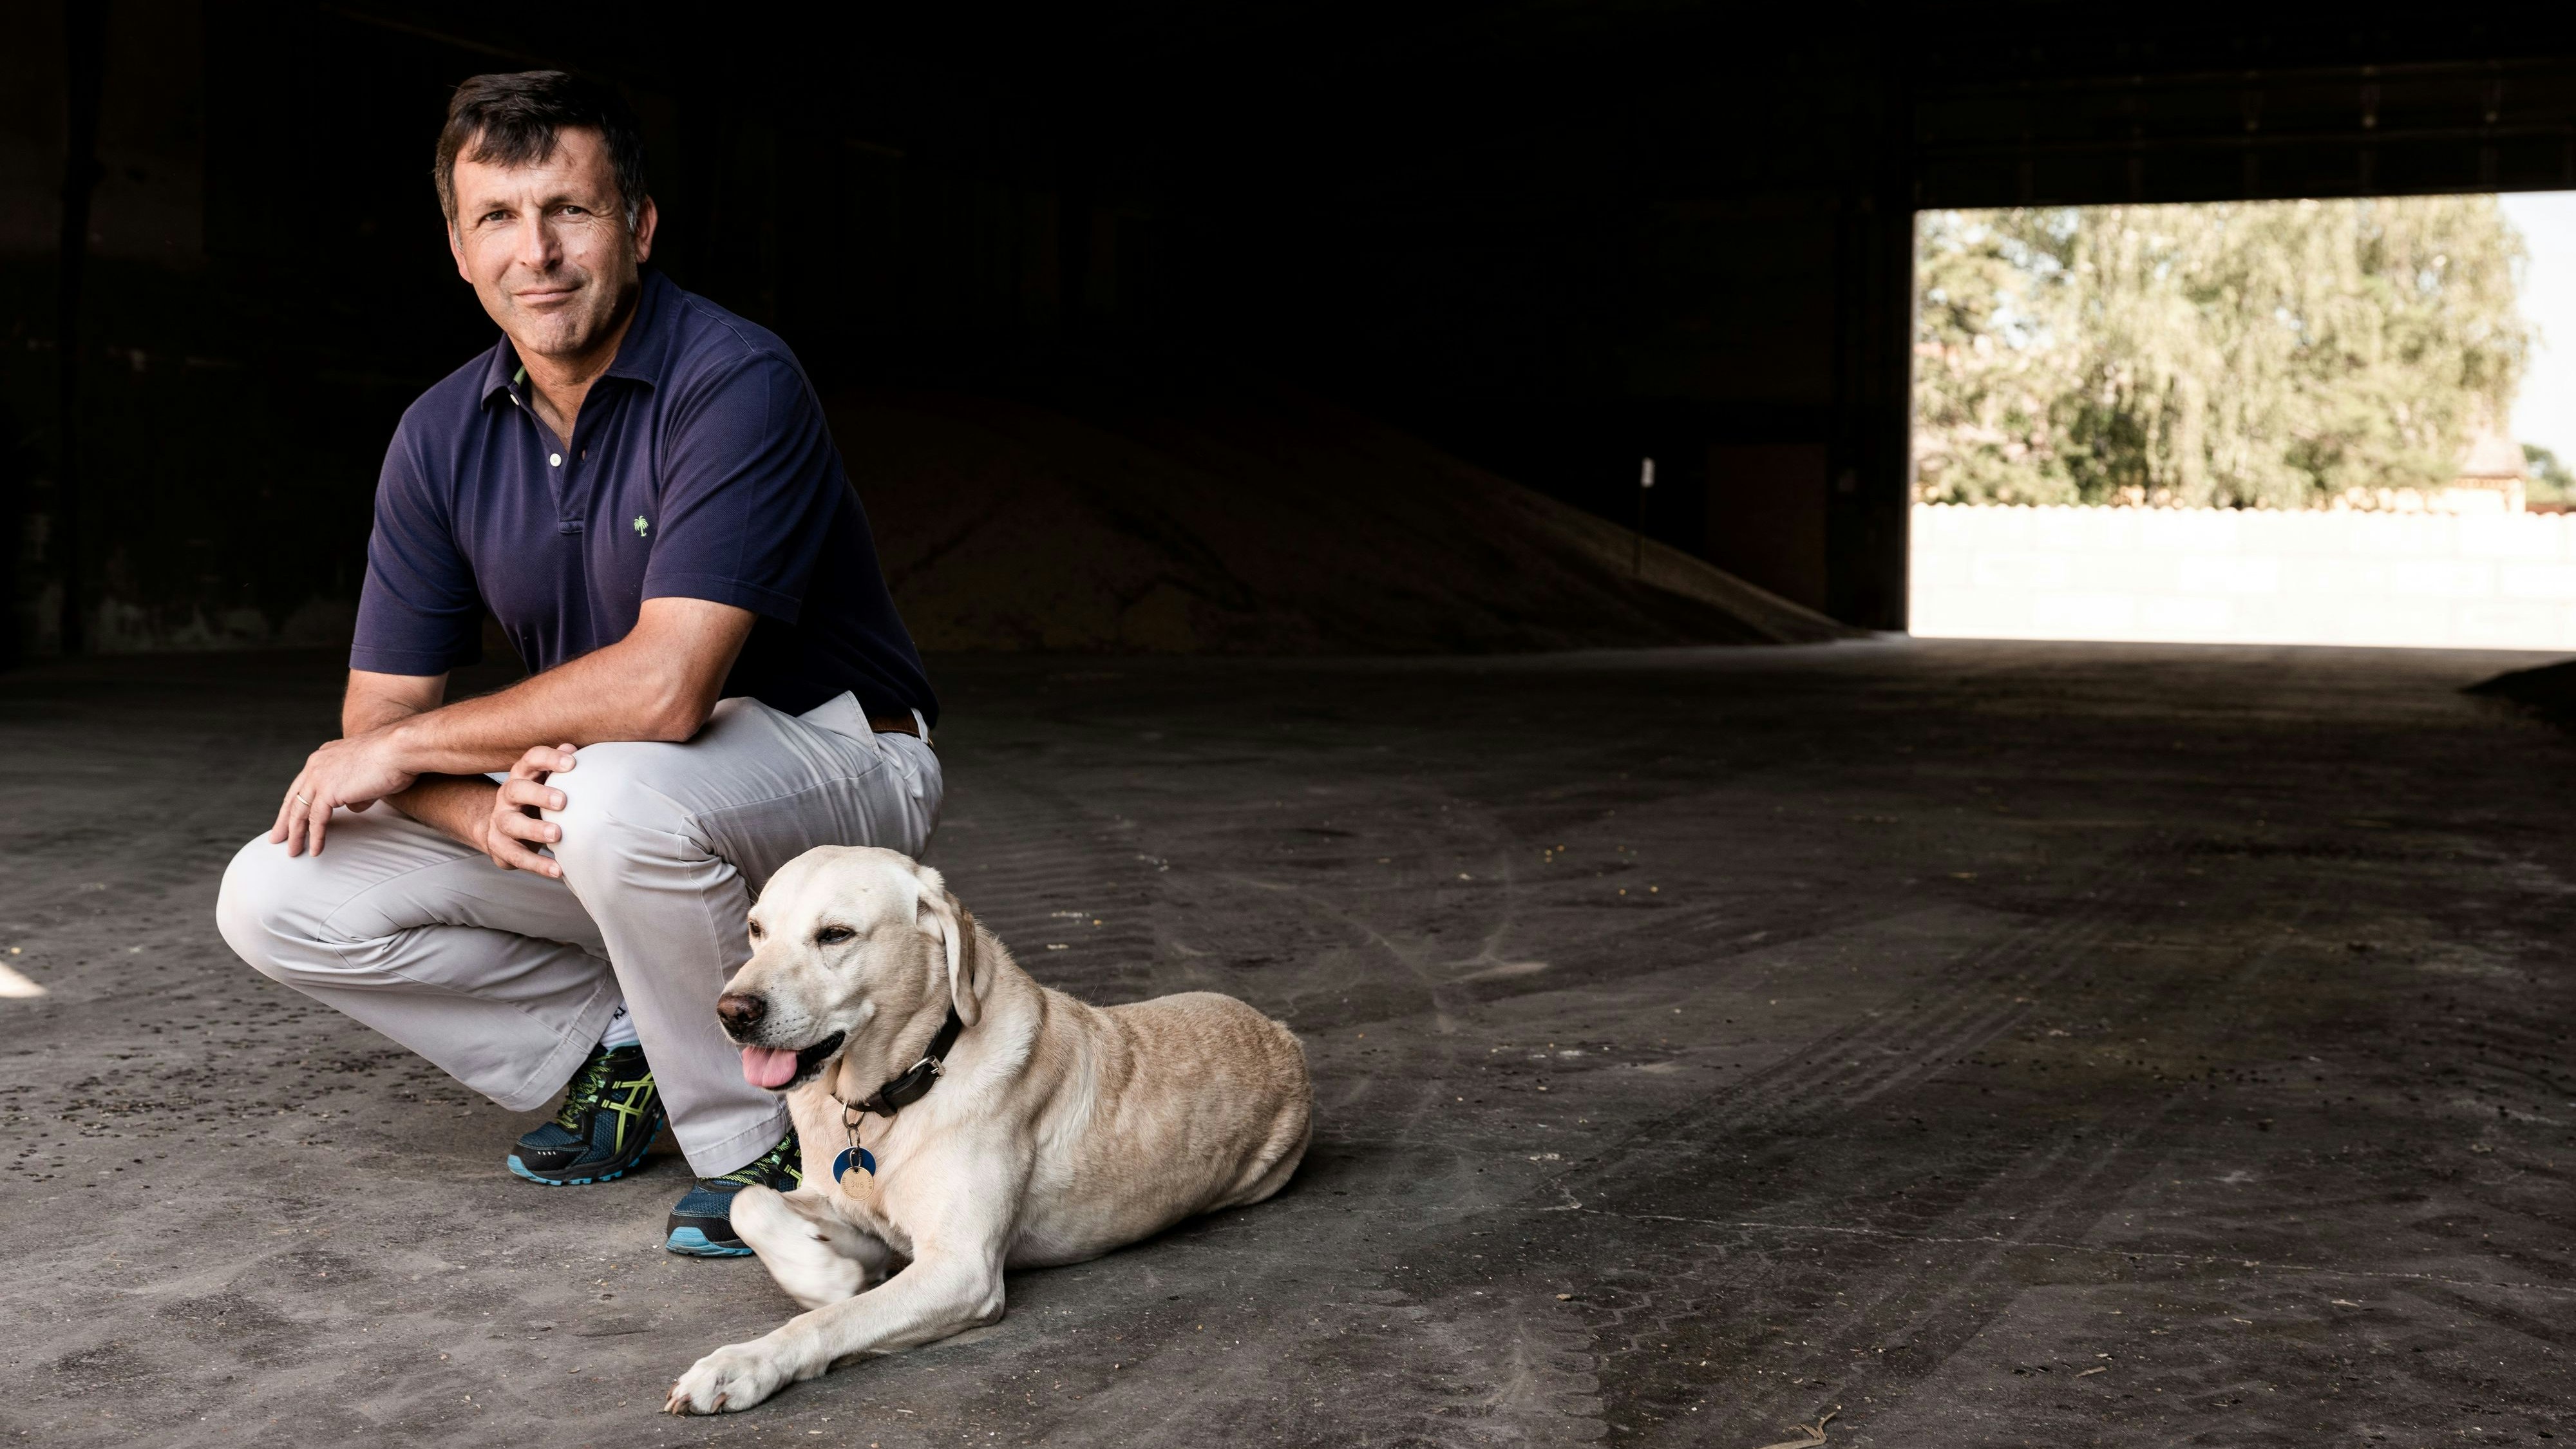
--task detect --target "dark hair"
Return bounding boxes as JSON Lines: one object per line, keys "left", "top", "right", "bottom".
{"left": 433, "top": 70, "right": 649, "bottom": 229}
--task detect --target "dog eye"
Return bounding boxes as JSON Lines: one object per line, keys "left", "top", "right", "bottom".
{"left": 747, "top": 920, "right": 764, "bottom": 940}
{"left": 815, "top": 926, "right": 855, "bottom": 945}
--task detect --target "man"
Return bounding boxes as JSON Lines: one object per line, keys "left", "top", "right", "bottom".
{"left": 216, "top": 71, "right": 941, "bottom": 1257}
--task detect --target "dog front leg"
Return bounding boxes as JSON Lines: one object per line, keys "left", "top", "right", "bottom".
{"left": 665, "top": 1249, "right": 1005, "bottom": 1414}
{"left": 731, "top": 1186, "right": 895, "bottom": 1311}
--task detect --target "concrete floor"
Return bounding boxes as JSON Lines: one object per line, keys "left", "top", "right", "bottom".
{"left": 5, "top": 639, "right": 2575, "bottom": 1448}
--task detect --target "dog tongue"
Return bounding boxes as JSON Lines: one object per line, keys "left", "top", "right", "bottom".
{"left": 741, "top": 1046, "right": 800, "bottom": 1089}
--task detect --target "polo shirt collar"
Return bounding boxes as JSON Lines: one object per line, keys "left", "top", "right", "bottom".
{"left": 477, "top": 337, "right": 523, "bottom": 410}
{"left": 602, "top": 269, "right": 681, "bottom": 388}
{"left": 477, "top": 267, "right": 677, "bottom": 410}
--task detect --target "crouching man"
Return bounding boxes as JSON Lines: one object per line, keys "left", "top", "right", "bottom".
{"left": 217, "top": 71, "right": 942, "bottom": 1256}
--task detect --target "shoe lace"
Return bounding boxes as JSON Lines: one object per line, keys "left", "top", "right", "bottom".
{"left": 712, "top": 1132, "right": 802, "bottom": 1191}
{"left": 552, "top": 1048, "right": 652, "bottom": 1137}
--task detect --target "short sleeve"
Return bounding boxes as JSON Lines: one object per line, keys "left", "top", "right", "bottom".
{"left": 640, "top": 353, "right": 840, "bottom": 623}
{"left": 350, "top": 426, "right": 481, "bottom": 675}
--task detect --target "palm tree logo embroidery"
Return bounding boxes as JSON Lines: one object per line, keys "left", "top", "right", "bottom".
{"left": 632, "top": 515, "right": 650, "bottom": 538}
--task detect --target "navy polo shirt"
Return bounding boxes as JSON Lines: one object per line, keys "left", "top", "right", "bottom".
{"left": 352, "top": 269, "right": 936, "bottom": 726}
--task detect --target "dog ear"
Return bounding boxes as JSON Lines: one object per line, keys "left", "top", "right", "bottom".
{"left": 913, "top": 867, "right": 981, "bottom": 1028}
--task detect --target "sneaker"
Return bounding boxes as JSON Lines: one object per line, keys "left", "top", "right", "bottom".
{"left": 507, "top": 1043, "right": 664, "bottom": 1186}
{"left": 663, "top": 1128, "right": 802, "bottom": 1257}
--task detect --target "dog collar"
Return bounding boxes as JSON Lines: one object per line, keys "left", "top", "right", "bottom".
{"left": 836, "top": 1007, "right": 965, "bottom": 1121}
{"left": 828, "top": 1008, "right": 963, "bottom": 1183}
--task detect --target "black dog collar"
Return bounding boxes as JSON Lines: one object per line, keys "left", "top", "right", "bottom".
{"left": 836, "top": 1007, "right": 965, "bottom": 1121}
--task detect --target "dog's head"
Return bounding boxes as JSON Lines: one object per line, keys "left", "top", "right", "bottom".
{"left": 718, "top": 846, "right": 984, "bottom": 1094}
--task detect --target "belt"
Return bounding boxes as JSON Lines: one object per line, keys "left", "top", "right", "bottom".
{"left": 870, "top": 714, "right": 925, "bottom": 741}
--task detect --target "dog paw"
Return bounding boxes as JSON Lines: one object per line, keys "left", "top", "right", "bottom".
{"left": 734, "top": 1188, "right": 870, "bottom": 1309}
{"left": 665, "top": 1343, "right": 787, "bottom": 1415}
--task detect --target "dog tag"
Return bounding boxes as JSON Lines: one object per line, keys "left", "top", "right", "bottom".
{"left": 833, "top": 1146, "right": 876, "bottom": 1181}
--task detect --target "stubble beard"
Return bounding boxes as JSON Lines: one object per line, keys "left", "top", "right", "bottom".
{"left": 498, "top": 247, "right": 639, "bottom": 366}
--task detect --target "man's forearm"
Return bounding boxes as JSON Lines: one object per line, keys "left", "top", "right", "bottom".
{"left": 378, "top": 599, "right": 752, "bottom": 778}
{"left": 388, "top": 774, "right": 501, "bottom": 851}
{"left": 385, "top": 644, "right": 692, "bottom": 775}
{"left": 341, "top": 676, "right": 478, "bottom": 837}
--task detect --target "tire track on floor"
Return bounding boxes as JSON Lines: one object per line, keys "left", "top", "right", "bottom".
{"left": 1338, "top": 840, "right": 2203, "bottom": 1444}
{"left": 928, "top": 773, "right": 1162, "bottom": 1005}
{"left": 1569, "top": 840, "right": 2190, "bottom": 1215}
{"left": 1532, "top": 850, "right": 2319, "bottom": 1444}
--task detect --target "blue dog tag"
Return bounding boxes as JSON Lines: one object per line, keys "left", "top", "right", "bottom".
{"left": 833, "top": 1146, "right": 876, "bottom": 1181}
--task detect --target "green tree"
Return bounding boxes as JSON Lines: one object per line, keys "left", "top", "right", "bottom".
{"left": 2528, "top": 443, "right": 2575, "bottom": 502}
{"left": 1915, "top": 198, "right": 2530, "bottom": 509}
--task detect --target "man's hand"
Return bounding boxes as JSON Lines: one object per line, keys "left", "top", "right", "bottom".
{"left": 269, "top": 726, "right": 422, "bottom": 857}
{"left": 481, "top": 744, "right": 578, "bottom": 877}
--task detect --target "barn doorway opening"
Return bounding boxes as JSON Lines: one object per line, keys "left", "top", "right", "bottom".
{"left": 1906, "top": 193, "right": 2576, "bottom": 650}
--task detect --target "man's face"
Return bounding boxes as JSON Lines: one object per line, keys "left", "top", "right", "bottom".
{"left": 447, "top": 126, "right": 656, "bottom": 363}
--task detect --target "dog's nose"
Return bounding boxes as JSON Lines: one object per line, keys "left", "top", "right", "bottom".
{"left": 716, "top": 992, "right": 768, "bottom": 1032}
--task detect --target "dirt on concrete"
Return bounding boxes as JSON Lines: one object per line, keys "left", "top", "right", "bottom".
{"left": 837, "top": 375, "right": 1855, "bottom": 654}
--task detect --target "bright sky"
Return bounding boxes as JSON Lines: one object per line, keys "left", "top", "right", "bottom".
{"left": 2505, "top": 191, "right": 2576, "bottom": 462}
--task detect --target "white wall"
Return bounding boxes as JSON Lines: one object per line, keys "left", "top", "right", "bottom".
{"left": 1910, "top": 504, "right": 2576, "bottom": 649}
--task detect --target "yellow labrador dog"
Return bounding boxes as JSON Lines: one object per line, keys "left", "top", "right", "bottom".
{"left": 665, "top": 845, "right": 1312, "bottom": 1414}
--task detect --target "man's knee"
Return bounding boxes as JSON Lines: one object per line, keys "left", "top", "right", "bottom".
{"left": 216, "top": 833, "right": 311, "bottom": 985}
{"left": 544, "top": 741, "right": 697, "bottom": 880}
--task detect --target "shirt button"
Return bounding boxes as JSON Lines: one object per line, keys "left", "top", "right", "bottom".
{"left": 549, "top": 452, "right": 562, "bottom": 468}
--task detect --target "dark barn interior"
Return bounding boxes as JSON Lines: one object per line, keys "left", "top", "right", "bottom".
{"left": 7, "top": 4, "right": 2576, "bottom": 1446}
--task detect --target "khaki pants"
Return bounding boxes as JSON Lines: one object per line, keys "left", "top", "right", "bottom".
{"left": 216, "top": 692, "right": 942, "bottom": 1176}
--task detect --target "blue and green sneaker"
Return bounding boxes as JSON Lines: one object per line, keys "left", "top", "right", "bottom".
{"left": 663, "top": 1129, "right": 802, "bottom": 1257}
{"left": 507, "top": 1043, "right": 664, "bottom": 1186}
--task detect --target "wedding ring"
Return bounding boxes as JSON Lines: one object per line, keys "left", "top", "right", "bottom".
{"left": 294, "top": 792, "right": 312, "bottom": 805}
